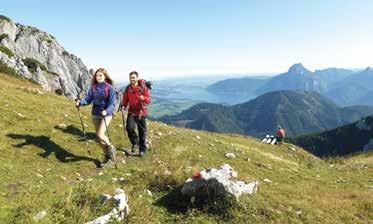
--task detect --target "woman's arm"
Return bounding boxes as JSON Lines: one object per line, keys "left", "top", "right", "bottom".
{"left": 79, "top": 87, "right": 93, "bottom": 106}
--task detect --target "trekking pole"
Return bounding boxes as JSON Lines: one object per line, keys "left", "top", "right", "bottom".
{"left": 121, "top": 108, "right": 127, "bottom": 150}
{"left": 102, "top": 112, "right": 117, "bottom": 169}
{"left": 75, "top": 99, "right": 91, "bottom": 155}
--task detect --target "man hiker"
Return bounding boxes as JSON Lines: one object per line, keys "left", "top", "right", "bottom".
{"left": 276, "top": 125, "right": 285, "bottom": 144}
{"left": 122, "top": 71, "right": 151, "bottom": 157}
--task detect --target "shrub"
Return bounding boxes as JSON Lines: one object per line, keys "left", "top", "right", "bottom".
{"left": 0, "top": 34, "right": 9, "bottom": 42}
{"left": 22, "top": 58, "right": 47, "bottom": 73}
{"left": 0, "top": 61, "right": 20, "bottom": 77}
{"left": 0, "top": 15, "right": 12, "bottom": 23}
{"left": 0, "top": 61, "right": 39, "bottom": 85}
{"left": 40, "top": 36, "right": 53, "bottom": 44}
{"left": 0, "top": 45, "right": 14, "bottom": 58}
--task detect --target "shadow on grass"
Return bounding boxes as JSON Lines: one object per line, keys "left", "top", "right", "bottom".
{"left": 154, "top": 186, "right": 190, "bottom": 214}
{"left": 154, "top": 185, "right": 237, "bottom": 219}
{"left": 7, "top": 133, "right": 100, "bottom": 166}
{"left": 54, "top": 124, "right": 96, "bottom": 140}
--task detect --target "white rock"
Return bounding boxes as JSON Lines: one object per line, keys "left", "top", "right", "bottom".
{"left": 195, "top": 136, "right": 201, "bottom": 140}
{"left": 145, "top": 189, "right": 152, "bottom": 197}
{"left": 164, "top": 170, "right": 172, "bottom": 176}
{"left": 98, "top": 172, "right": 104, "bottom": 176}
{"left": 181, "top": 164, "right": 257, "bottom": 200}
{"left": 225, "top": 153, "right": 236, "bottom": 158}
{"left": 57, "top": 123, "right": 67, "bottom": 128}
{"left": 33, "top": 210, "right": 47, "bottom": 221}
{"left": 86, "top": 188, "right": 129, "bottom": 224}
{"left": 263, "top": 178, "right": 272, "bottom": 183}
{"left": 16, "top": 112, "right": 25, "bottom": 118}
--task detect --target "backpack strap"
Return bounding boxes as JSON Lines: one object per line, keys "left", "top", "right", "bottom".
{"left": 92, "top": 83, "right": 110, "bottom": 99}
{"left": 125, "top": 80, "right": 147, "bottom": 94}
{"left": 138, "top": 79, "right": 146, "bottom": 94}
{"left": 104, "top": 83, "right": 110, "bottom": 99}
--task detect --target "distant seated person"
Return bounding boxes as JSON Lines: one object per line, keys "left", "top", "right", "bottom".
{"left": 276, "top": 126, "right": 285, "bottom": 144}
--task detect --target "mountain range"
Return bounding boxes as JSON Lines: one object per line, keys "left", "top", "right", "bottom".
{"left": 207, "top": 63, "right": 373, "bottom": 106}
{"left": 160, "top": 90, "right": 373, "bottom": 137}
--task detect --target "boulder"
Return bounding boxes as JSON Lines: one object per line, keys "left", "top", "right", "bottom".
{"left": 181, "top": 164, "right": 258, "bottom": 200}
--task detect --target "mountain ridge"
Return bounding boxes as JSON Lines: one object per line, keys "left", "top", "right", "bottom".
{"left": 160, "top": 90, "right": 373, "bottom": 138}
{"left": 0, "top": 15, "right": 90, "bottom": 98}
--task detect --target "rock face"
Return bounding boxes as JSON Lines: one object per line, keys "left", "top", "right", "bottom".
{"left": 0, "top": 16, "right": 90, "bottom": 98}
{"left": 181, "top": 164, "right": 258, "bottom": 200}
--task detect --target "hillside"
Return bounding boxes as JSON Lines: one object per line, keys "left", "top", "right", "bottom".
{"left": 1, "top": 74, "right": 372, "bottom": 223}
{"left": 160, "top": 90, "right": 373, "bottom": 138}
{"left": 291, "top": 116, "right": 373, "bottom": 157}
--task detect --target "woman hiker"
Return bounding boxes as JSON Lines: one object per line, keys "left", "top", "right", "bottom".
{"left": 76, "top": 68, "right": 117, "bottom": 166}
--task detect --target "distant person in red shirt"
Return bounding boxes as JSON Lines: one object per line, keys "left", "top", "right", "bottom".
{"left": 276, "top": 126, "right": 285, "bottom": 144}
{"left": 122, "top": 71, "right": 151, "bottom": 157}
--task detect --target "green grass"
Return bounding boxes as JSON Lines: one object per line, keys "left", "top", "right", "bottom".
{"left": 0, "top": 45, "right": 14, "bottom": 58}
{"left": 0, "top": 62, "right": 40, "bottom": 85}
{"left": 0, "top": 74, "right": 372, "bottom": 223}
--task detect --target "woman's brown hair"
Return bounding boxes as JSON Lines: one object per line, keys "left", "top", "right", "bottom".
{"left": 91, "top": 68, "right": 114, "bottom": 85}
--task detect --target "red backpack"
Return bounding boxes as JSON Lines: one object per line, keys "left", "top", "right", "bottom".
{"left": 125, "top": 79, "right": 152, "bottom": 94}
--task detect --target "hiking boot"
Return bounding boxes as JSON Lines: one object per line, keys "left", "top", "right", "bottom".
{"left": 139, "top": 151, "right": 145, "bottom": 157}
{"left": 108, "top": 145, "right": 117, "bottom": 161}
{"left": 101, "top": 154, "right": 111, "bottom": 165}
{"left": 131, "top": 144, "right": 139, "bottom": 153}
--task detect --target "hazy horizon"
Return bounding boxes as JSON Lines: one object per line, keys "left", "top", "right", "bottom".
{"left": 2, "top": 0, "right": 373, "bottom": 82}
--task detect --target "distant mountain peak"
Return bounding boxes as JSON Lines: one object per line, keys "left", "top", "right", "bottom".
{"left": 288, "top": 63, "right": 311, "bottom": 75}
{"left": 364, "top": 66, "right": 372, "bottom": 71}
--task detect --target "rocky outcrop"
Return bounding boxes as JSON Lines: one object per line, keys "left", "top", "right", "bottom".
{"left": 0, "top": 15, "right": 90, "bottom": 98}
{"left": 181, "top": 164, "right": 258, "bottom": 200}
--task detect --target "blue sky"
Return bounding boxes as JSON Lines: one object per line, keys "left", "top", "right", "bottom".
{"left": 1, "top": 0, "right": 373, "bottom": 81}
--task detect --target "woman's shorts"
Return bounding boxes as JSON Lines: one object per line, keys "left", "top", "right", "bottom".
{"left": 92, "top": 115, "right": 112, "bottom": 126}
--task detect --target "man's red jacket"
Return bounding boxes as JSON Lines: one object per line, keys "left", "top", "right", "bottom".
{"left": 276, "top": 128, "right": 285, "bottom": 138}
{"left": 122, "top": 80, "right": 151, "bottom": 117}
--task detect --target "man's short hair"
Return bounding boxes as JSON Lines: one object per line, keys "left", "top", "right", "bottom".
{"left": 129, "top": 71, "right": 139, "bottom": 77}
